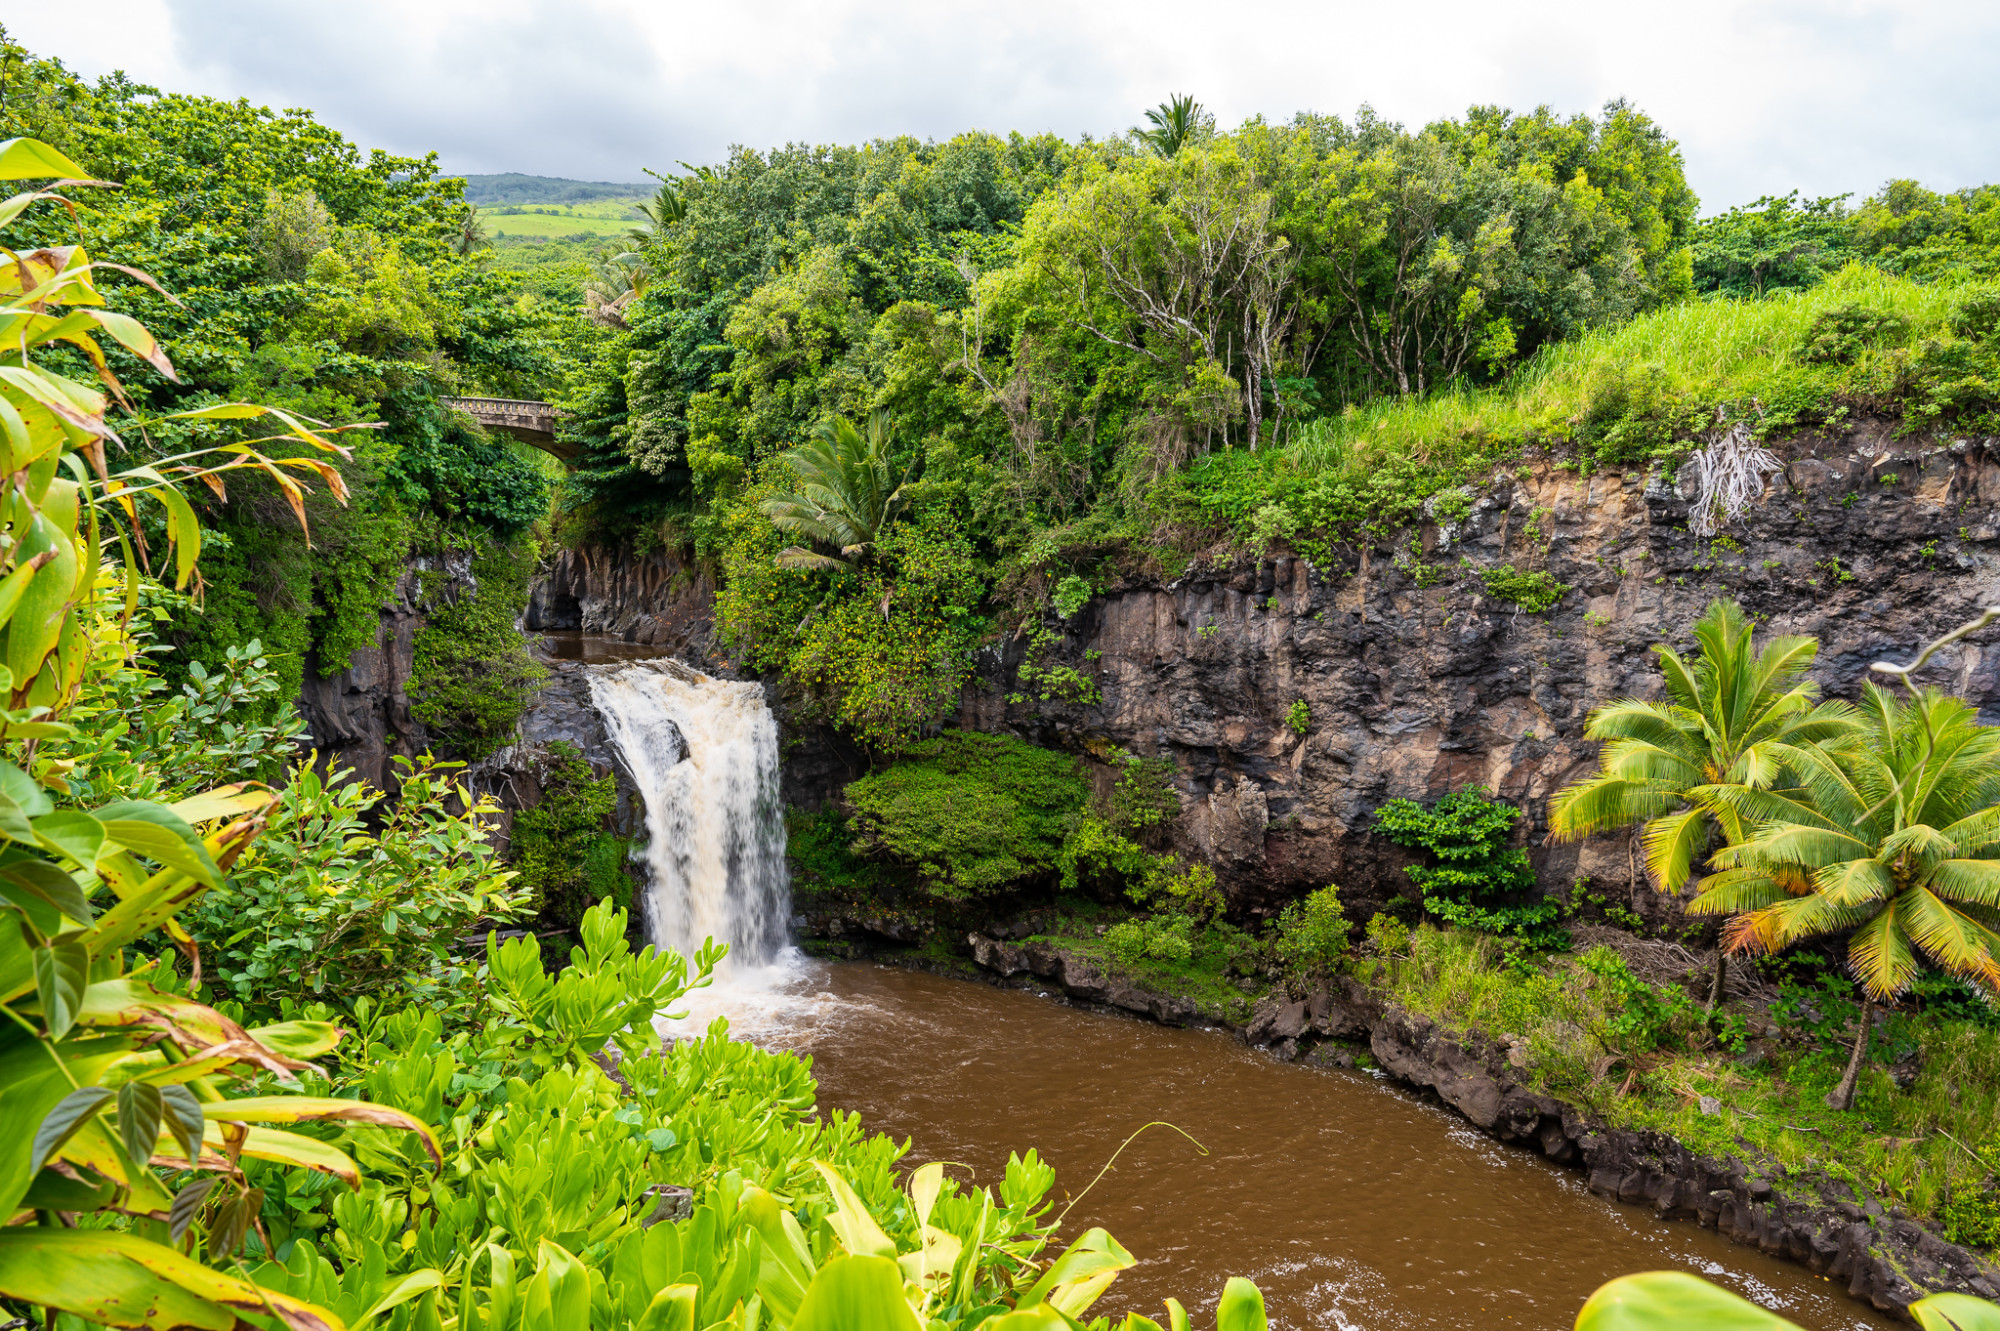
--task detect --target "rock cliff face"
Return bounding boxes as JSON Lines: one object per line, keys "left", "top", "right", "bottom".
{"left": 297, "top": 551, "right": 475, "bottom": 790}
{"left": 957, "top": 424, "right": 2000, "bottom": 921}
{"left": 525, "top": 545, "right": 715, "bottom": 653}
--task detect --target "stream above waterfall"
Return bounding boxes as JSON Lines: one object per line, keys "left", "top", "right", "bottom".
{"left": 579, "top": 648, "right": 1895, "bottom": 1331}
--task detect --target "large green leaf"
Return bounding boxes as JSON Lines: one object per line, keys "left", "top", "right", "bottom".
{"left": 1574, "top": 1272, "right": 1800, "bottom": 1330}
{"left": 0, "top": 1228, "right": 340, "bottom": 1331}
{"left": 93, "top": 801, "right": 218, "bottom": 887}
{"left": 205, "top": 1095, "right": 440, "bottom": 1165}
{"left": 1911, "top": 1293, "right": 2000, "bottom": 1331}
{"left": 790, "top": 1255, "right": 923, "bottom": 1331}
{"left": 33, "top": 936, "right": 86, "bottom": 1037}
{"left": 0, "top": 139, "right": 92, "bottom": 182}
{"left": 0, "top": 855, "right": 91, "bottom": 931}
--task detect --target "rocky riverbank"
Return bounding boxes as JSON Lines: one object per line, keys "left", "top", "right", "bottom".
{"left": 804, "top": 917, "right": 1999, "bottom": 1320}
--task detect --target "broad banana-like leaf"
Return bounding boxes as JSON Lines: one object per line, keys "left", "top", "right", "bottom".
{"left": 195, "top": 1121, "right": 363, "bottom": 1187}
{"left": 790, "top": 1255, "right": 923, "bottom": 1331}
{"left": 811, "top": 1160, "right": 895, "bottom": 1259}
{"left": 248, "top": 1020, "right": 344, "bottom": 1059}
{"left": 1911, "top": 1293, "right": 2000, "bottom": 1331}
{"left": 204, "top": 1096, "right": 440, "bottom": 1166}
{"left": 1574, "top": 1272, "right": 1799, "bottom": 1330}
{"left": 77, "top": 979, "right": 312, "bottom": 1074}
{"left": 165, "top": 783, "right": 275, "bottom": 826}
{"left": 0, "top": 1228, "right": 341, "bottom": 1331}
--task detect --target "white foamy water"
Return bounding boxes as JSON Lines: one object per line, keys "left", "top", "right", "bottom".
{"left": 587, "top": 661, "right": 796, "bottom": 1010}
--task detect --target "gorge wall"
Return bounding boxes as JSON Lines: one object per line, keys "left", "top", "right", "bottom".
{"left": 958, "top": 421, "right": 2000, "bottom": 922}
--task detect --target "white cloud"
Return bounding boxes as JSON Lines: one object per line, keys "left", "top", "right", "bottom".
{"left": 10, "top": 0, "right": 1999, "bottom": 208}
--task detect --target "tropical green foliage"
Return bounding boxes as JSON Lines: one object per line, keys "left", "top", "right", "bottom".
{"left": 0, "top": 27, "right": 564, "bottom": 713}
{"left": 842, "top": 732, "right": 1089, "bottom": 899}
{"left": 1375, "top": 788, "right": 1566, "bottom": 946}
{"left": 182, "top": 754, "right": 526, "bottom": 1017}
{"left": 1550, "top": 598, "right": 1856, "bottom": 893}
{"left": 509, "top": 740, "right": 630, "bottom": 929}
{"left": 1272, "top": 884, "right": 1351, "bottom": 984}
{"left": 762, "top": 411, "right": 917, "bottom": 569}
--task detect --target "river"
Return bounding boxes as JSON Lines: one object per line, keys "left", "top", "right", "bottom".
{"left": 666, "top": 960, "right": 1892, "bottom": 1331}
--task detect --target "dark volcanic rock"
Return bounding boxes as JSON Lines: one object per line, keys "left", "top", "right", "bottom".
{"left": 299, "top": 551, "right": 475, "bottom": 790}
{"left": 954, "top": 428, "right": 2000, "bottom": 924}
{"left": 526, "top": 545, "right": 715, "bottom": 653}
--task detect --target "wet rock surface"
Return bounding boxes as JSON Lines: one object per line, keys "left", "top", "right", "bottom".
{"left": 526, "top": 544, "right": 715, "bottom": 654}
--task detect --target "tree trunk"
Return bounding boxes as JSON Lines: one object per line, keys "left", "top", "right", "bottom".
{"left": 1704, "top": 948, "right": 1728, "bottom": 1016}
{"left": 1824, "top": 991, "right": 1875, "bottom": 1111}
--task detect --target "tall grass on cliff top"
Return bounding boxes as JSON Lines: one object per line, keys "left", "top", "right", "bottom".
{"left": 1286, "top": 264, "right": 1974, "bottom": 475}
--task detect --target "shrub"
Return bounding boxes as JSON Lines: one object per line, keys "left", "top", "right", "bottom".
{"left": 1798, "top": 301, "right": 1911, "bottom": 364}
{"left": 1373, "top": 787, "right": 1568, "bottom": 948}
{"left": 1365, "top": 911, "right": 1413, "bottom": 957}
{"left": 511, "top": 740, "right": 630, "bottom": 930}
{"left": 1109, "top": 751, "right": 1180, "bottom": 843}
{"left": 1051, "top": 573, "right": 1092, "bottom": 617}
{"left": 1273, "top": 884, "right": 1350, "bottom": 983}
{"left": 1286, "top": 698, "right": 1310, "bottom": 735}
{"left": 1105, "top": 913, "right": 1196, "bottom": 966}
{"left": 185, "top": 755, "right": 529, "bottom": 1019}
{"left": 409, "top": 535, "right": 548, "bottom": 758}
{"left": 1477, "top": 564, "right": 1571, "bottom": 612}
{"left": 844, "top": 731, "right": 1089, "bottom": 899}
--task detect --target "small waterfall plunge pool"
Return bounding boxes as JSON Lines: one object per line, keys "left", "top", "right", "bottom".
{"left": 569, "top": 643, "right": 1893, "bottom": 1331}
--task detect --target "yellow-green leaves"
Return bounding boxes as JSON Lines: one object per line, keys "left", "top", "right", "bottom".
{"left": 1911, "top": 1292, "right": 2000, "bottom": 1331}
{"left": 812, "top": 1158, "right": 896, "bottom": 1259}
{"left": 1574, "top": 1272, "right": 1802, "bottom": 1330}
{"left": 790, "top": 1255, "right": 924, "bottom": 1331}
{"left": 0, "top": 138, "right": 91, "bottom": 181}
{"left": 0, "top": 1229, "right": 340, "bottom": 1331}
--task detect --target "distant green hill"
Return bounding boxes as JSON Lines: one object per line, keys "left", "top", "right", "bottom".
{"left": 458, "top": 173, "right": 647, "bottom": 205}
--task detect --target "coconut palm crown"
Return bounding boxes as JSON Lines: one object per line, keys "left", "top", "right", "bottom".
{"left": 1692, "top": 682, "right": 2000, "bottom": 1000}
{"left": 760, "top": 411, "right": 917, "bottom": 571}
{"left": 1549, "top": 598, "right": 1858, "bottom": 893}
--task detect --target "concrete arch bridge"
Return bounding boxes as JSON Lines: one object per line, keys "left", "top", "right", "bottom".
{"left": 442, "top": 397, "right": 576, "bottom": 462}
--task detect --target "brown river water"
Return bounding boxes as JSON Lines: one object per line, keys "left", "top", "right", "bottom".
{"left": 667, "top": 959, "right": 1893, "bottom": 1331}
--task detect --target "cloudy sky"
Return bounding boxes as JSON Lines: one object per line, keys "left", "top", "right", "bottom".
{"left": 14, "top": 0, "right": 1999, "bottom": 211}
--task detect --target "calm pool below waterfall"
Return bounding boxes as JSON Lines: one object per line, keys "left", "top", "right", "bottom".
{"left": 662, "top": 960, "right": 1893, "bottom": 1331}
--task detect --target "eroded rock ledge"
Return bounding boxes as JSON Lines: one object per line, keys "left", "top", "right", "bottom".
{"left": 959, "top": 932, "right": 1998, "bottom": 1319}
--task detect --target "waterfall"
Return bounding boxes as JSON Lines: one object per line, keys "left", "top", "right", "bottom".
{"left": 587, "top": 661, "right": 791, "bottom": 980}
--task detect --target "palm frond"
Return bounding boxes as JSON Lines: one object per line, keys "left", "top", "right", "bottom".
{"left": 1641, "top": 805, "right": 1711, "bottom": 894}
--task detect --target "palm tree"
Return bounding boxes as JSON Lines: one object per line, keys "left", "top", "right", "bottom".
{"left": 627, "top": 176, "right": 686, "bottom": 246}
{"left": 1549, "top": 599, "right": 1857, "bottom": 1009}
{"left": 1137, "top": 95, "right": 1205, "bottom": 157}
{"left": 761, "top": 411, "right": 917, "bottom": 571}
{"left": 452, "top": 203, "right": 491, "bottom": 257}
{"left": 1692, "top": 683, "right": 2000, "bottom": 1109}
{"left": 583, "top": 250, "right": 650, "bottom": 329}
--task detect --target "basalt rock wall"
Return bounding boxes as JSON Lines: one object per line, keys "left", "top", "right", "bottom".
{"left": 297, "top": 551, "right": 475, "bottom": 791}
{"left": 958, "top": 423, "right": 2000, "bottom": 922}
{"left": 525, "top": 545, "right": 715, "bottom": 654}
